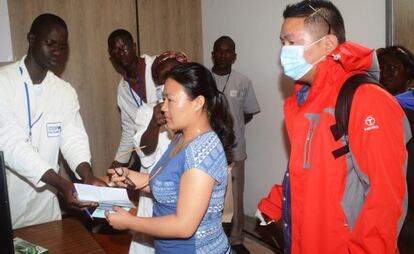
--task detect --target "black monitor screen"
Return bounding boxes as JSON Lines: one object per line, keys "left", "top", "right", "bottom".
{"left": 0, "top": 151, "right": 14, "bottom": 253}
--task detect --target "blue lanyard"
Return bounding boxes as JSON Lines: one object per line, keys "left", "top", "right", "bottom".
{"left": 20, "top": 67, "right": 43, "bottom": 141}
{"left": 129, "top": 85, "right": 142, "bottom": 108}
{"left": 127, "top": 75, "right": 143, "bottom": 108}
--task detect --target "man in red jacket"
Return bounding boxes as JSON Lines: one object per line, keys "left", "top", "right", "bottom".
{"left": 258, "top": 1, "right": 408, "bottom": 253}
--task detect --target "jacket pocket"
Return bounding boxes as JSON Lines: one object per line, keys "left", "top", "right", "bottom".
{"left": 303, "top": 113, "right": 321, "bottom": 169}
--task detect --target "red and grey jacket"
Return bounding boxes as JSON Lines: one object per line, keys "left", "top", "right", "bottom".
{"left": 259, "top": 41, "right": 408, "bottom": 254}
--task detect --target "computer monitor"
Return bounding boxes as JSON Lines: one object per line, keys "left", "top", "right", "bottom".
{"left": 0, "top": 151, "right": 14, "bottom": 253}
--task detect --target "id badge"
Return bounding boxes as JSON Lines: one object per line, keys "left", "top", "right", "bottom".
{"left": 156, "top": 85, "right": 164, "bottom": 102}
{"left": 46, "top": 122, "right": 62, "bottom": 137}
{"left": 230, "top": 90, "right": 238, "bottom": 97}
{"left": 25, "top": 137, "right": 39, "bottom": 152}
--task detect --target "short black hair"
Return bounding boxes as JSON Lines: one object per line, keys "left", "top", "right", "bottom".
{"left": 107, "top": 29, "right": 134, "bottom": 48}
{"left": 283, "top": 0, "right": 346, "bottom": 43}
{"left": 29, "top": 13, "right": 67, "bottom": 37}
{"left": 213, "top": 36, "right": 236, "bottom": 52}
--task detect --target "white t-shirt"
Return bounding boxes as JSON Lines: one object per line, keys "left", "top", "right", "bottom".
{"left": 213, "top": 69, "right": 260, "bottom": 161}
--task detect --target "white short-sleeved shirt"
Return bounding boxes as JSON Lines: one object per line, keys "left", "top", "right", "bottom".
{"left": 213, "top": 69, "right": 260, "bottom": 161}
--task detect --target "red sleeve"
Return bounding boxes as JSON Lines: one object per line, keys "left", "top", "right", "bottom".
{"left": 347, "top": 85, "right": 407, "bottom": 253}
{"left": 257, "top": 184, "right": 283, "bottom": 221}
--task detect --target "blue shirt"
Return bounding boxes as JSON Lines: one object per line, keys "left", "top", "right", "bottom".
{"left": 149, "top": 131, "right": 231, "bottom": 254}
{"left": 396, "top": 90, "right": 414, "bottom": 110}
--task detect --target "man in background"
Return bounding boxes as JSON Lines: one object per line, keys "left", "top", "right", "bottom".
{"left": 107, "top": 29, "right": 157, "bottom": 170}
{"left": 211, "top": 35, "right": 260, "bottom": 254}
{"left": 108, "top": 28, "right": 188, "bottom": 253}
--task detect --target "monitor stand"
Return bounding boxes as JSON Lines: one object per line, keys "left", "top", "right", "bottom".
{"left": 0, "top": 151, "right": 14, "bottom": 253}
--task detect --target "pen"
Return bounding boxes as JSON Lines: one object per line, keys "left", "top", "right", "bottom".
{"left": 83, "top": 208, "right": 94, "bottom": 220}
{"left": 114, "top": 146, "right": 146, "bottom": 161}
{"left": 71, "top": 187, "right": 79, "bottom": 202}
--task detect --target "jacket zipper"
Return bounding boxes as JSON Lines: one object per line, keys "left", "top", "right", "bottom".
{"left": 303, "top": 113, "right": 320, "bottom": 169}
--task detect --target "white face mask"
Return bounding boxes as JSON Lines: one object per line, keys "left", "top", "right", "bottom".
{"left": 280, "top": 36, "right": 326, "bottom": 81}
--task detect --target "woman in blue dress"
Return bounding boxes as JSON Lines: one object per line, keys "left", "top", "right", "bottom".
{"left": 106, "top": 62, "right": 235, "bottom": 254}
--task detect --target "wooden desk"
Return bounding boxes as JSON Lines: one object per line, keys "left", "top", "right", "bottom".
{"left": 14, "top": 218, "right": 105, "bottom": 253}
{"left": 14, "top": 179, "right": 141, "bottom": 253}
{"left": 92, "top": 231, "right": 132, "bottom": 254}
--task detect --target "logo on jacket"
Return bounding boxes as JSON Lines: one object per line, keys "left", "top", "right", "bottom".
{"left": 365, "top": 116, "right": 375, "bottom": 126}
{"left": 364, "top": 116, "right": 379, "bottom": 131}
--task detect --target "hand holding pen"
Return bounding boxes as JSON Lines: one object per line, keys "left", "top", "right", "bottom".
{"left": 109, "top": 167, "right": 136, "bottom": 190}
{"left": 108, "top": 146, "right": 145, "bottom": 190}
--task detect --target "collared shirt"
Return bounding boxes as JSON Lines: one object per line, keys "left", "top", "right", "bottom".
{"left": 115, "top": 54, "right": 157, "bottom": 163}
{"left": 213, "top": 70, "right": 260, "bottom": 161}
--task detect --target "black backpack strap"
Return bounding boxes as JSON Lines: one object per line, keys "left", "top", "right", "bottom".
{"left": 331, "top": 74, "right": 382, "bottom": 158}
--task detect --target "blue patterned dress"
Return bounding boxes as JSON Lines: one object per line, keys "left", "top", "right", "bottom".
{"left": 149, "top": 131, "right": 231, "bottom": 254}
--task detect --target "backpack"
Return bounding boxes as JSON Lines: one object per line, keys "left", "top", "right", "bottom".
{"left": 330, "top": 74, "right": 382, "bottom": 158}
{"left": 329, "top": 73, "right": 409, "bottom": 233}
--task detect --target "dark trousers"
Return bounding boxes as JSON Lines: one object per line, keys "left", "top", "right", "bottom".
{"left": 398, "top": 213, "right": 414, "bottom": 254}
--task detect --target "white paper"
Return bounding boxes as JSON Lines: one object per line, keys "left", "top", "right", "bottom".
{"left": 74, "top": 183, "right": 135, "bottom": 208}
{"left": 91, "top": 207, "right": 131, "bottom": 219}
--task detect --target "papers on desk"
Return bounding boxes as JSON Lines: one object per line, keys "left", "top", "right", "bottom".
{"left": 14, "top": 237, "right": 48, "bottom": 254}
{"left": 74, "top": 183, "right": 135, "bottom": 218}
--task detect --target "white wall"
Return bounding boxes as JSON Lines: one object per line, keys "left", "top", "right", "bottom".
{"left": 201, "top": 0, "right": 386, "bottom": 216}
{"left": 0, "top": 0, "right": 13, "bottom": 62}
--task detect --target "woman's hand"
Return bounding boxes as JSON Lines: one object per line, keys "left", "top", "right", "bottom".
{"left": 107, "top": 167, "right": 130, "bottom": 188}
{"left": 105, "top": 206, "right": 133, "bottom": 230}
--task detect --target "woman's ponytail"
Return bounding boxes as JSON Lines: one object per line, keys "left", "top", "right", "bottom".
{"left": 209, "top": 91, "right": 235, "bottom": 152}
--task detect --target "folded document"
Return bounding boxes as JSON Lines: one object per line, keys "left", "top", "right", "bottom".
{"left": 74, "top": 183, "right": 135, "bottom": 218}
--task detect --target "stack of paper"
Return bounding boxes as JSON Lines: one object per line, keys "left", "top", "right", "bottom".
{"left": 74, "top": 183, "right": 135, "bottom": 218}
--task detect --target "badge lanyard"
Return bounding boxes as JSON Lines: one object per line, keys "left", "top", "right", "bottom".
{"left": 20, "top": 67, "right": 43, "bottom": 144}
{"left": 128, "top": 77, "right": 143, "bottom": 108}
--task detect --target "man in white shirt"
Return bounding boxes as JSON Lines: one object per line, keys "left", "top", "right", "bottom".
{"left": 0, "top": 13, "right": 105, "bottom": 229}
{"left": 107, "top": 29, "right": 187, "bottom": 254}
{"left": 108, "top": 29, "right": 160, "bottom": 254}
{"left": 107, "top": 29, "right": 158, "bottom": 168}
{"left": 212, "top": 36, "right": 261, "bottom": 254}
